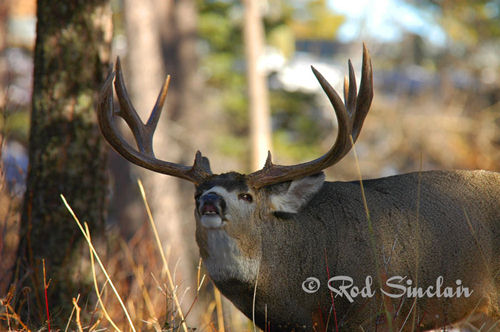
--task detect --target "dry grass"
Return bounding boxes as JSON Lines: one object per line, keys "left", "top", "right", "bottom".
{"left": 0, "top": 172, "right": 249, "bottom": 331}
{"left": 0, "top": 86, "right": 498, "bottom": 331}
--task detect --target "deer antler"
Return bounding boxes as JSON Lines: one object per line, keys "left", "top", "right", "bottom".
{"left": 247, "top": 44, "right": 373, "bottom": 189}
{"left": 97, "top": 58, "right": 212, "bottom": 185}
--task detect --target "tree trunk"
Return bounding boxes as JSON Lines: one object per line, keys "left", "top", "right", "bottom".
{"left": 122, "top": 0, "right": 200, "bottom": 324}
{"left": 161, "top": 0, "right": 206, "bottom": 325}
{"left": 243, "top": 0, "right": 271, "bottom": 171}
{"left": 0, "top": 0, "right": 9, "bottom": 109}
{"left": 13, "top": 0, "right": 112, "bottom": 327}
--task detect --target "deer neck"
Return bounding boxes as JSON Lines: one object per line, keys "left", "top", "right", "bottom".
{"left": 196, "top": 224, "right": 262, "bottom": 285}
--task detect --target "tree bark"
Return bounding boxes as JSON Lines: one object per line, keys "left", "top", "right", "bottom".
{"left": 14, "top": 0, "right": 112, "bottom": 327}
{"left": 0, "top": 0, "right": 9, "bottom": 109}
{"left": 243, "top": 0, "right": 271, "bottom": 171}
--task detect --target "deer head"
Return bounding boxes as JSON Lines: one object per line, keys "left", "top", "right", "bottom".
{"left": 97, "top": 45, "right": 500, "bottom": 331}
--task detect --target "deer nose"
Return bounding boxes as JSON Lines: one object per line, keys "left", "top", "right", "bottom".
{"left": 202, "top": 192, "right": 221, "bottom": 202}
{"left": 199, "top": 192, "right": 226, "bottom": 215}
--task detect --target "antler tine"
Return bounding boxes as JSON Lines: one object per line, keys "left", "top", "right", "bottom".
{"left": 351, "top": 43, "right": 373, "bottom": 141}
{"left": 343, "top": 75, "right": 349, "bottom": 107}
{"left": 114, "top": 58, "right": 154, "bottom": 155}
{"left": 311, "top": 66, "right": 352, "bottom": 160}
{"left": 345, "top": 59, "right": 357, "bottom": 116}
{"left": 147, "top": 75, "right": 170, "bottom": 134}
{"left": 97, "top": 59, "right": 212, "bottom": 184}
{"left": 247, "top": 45, "right": 373, "bottom": 189}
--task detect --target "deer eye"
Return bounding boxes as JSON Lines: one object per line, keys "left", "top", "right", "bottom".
{"left": 238, "top": 193, "right": 253, "bottom": 203}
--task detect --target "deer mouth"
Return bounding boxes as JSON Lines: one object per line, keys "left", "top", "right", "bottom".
{"left": 201, "top": 203, "right": 220, "bottom": 216}
{"left": 200, "top": 202, "right": 224, "bottom": 228}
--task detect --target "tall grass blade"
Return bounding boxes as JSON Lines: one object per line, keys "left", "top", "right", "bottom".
{"left": 137, "top": 179, "right": 189, "bottom": 332}
{"left": 60, "top": 194, "right": 136, "bottom": 332}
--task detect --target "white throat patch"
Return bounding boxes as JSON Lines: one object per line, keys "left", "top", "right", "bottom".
{"left": 204, "top": 229, "right": 259, "bottom": 283}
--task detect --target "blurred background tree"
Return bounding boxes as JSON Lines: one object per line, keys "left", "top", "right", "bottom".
{"left": 116, "top": 0, "right": 205, "bottom": 327}
{"left": 1, "top": 0, "right": 499, "bottom": 330}
{"left": 197, "top": 0, "right": 337, "bottom": 170}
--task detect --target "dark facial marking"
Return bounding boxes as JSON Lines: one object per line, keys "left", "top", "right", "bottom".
{"left": 195, "top": 172, "right": 249, "bottom": 198}
{"left": 273, "top": 211, "right": 294, "bottom": 219}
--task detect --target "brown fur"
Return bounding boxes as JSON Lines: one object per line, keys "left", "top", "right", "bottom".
{"left": 98, "top": 47, "right": 499, "bottom": 331}
{"left": 195, "top": 170, "right": 500, "bottom": 331}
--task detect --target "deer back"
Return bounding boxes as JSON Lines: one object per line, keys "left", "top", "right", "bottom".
{"left": 250, "top": 170, "right": 500, "bottom": 330}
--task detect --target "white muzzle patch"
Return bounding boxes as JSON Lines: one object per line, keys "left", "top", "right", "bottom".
{"left": 201, "top": 214, "right": 224, "bottom": 228}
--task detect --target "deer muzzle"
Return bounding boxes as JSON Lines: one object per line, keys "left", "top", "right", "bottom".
{"left": 198, "top": 192, "right": 226, "bottom": 229}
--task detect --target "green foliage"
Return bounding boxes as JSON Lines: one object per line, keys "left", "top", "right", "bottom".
{"left": 290, "top": 0, "right": 345, "bottom": 40}
{"left": 411, "top": 0, "right": 500, "bottom": 45}
{"left": 268, "top": 24, "right": 295, "bottom": 58}
{"left": 198, "top": 0, "right": 338, "bottom": 162}
{"left": 271, "top": 90, "right": 330, "bottom": 161}
{"left": 198, "top": 0, "right": 246, "bottom": 136}
{"left": 0, "top": 108, "right": 30, "bottom": 142}
{"left": 199, "top": 13, "right": 236, "bottom": 51}
{"left": 271, "top": 90, "right": 322, "bottom": 144}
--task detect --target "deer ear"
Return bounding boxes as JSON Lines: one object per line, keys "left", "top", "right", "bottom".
{"left": 269, "top": 173, "right": 325, "bottom": 214}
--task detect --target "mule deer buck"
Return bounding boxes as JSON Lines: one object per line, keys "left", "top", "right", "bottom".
{"left": 97, "top": 45, "right": 500, "bottom": 331}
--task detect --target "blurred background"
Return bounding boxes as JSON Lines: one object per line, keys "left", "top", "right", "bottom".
{"left": 1, "top": 0, "right": 499, "bottom": 330}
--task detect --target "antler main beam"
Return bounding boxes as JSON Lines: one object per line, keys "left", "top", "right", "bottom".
{"left": 98, "top": 45, "right": 372, "bottom": 189}
{"left": 247, "top": 44, "right": 373, "bottom": 189}
{"left": 97, "top": 58, "right": 212, "bottom": 185}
